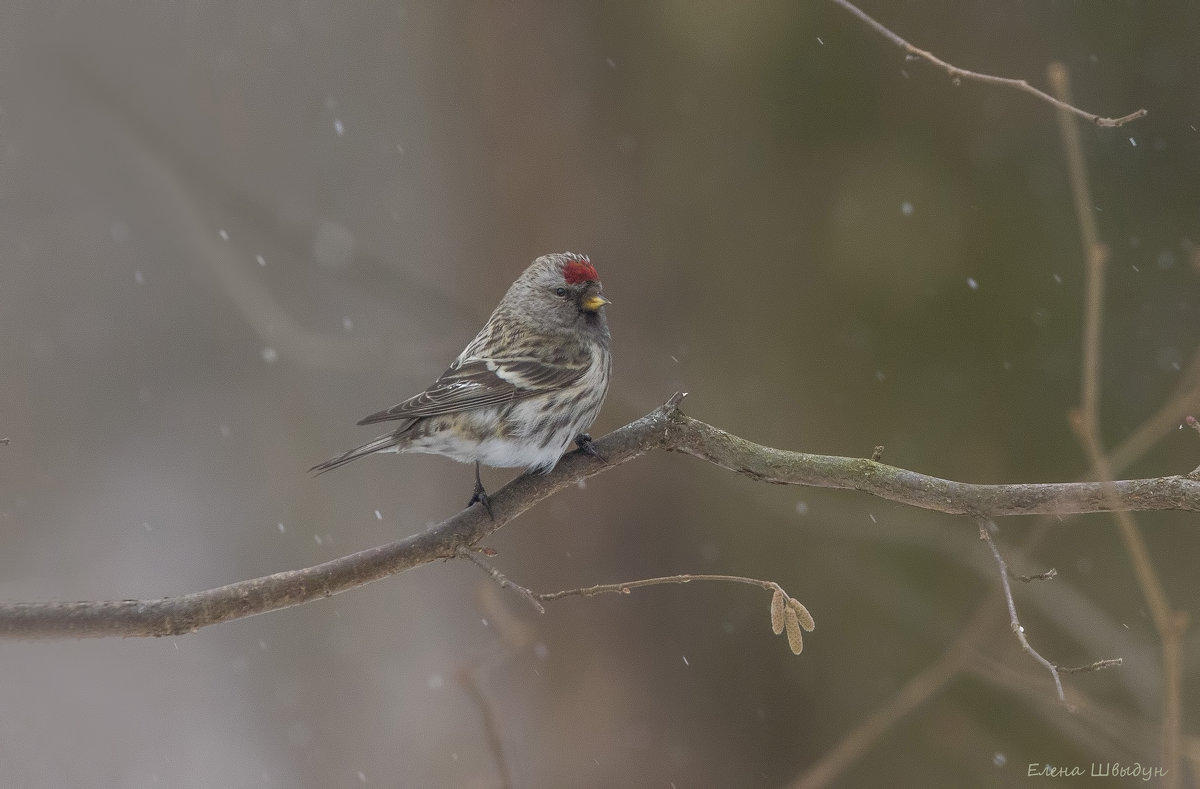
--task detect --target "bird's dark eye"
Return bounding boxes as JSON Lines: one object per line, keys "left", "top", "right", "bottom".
{"left": 554, "top": 287, "right": 568, "bottom": 297}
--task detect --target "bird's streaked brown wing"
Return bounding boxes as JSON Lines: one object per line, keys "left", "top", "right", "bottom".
{"left": 355, "top": 354, "right": 590, "bottom": 425}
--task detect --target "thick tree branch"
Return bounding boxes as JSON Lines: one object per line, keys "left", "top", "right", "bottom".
{"left": 3, "top": 391, "right": 1199, "bottom": 640}
{"left": 665, "top": 412, "right": 1200, "bottom": 517}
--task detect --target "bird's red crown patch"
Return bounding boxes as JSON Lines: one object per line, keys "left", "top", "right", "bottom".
{"left": 562, "top": 256, "right": 598, "bottom": 285}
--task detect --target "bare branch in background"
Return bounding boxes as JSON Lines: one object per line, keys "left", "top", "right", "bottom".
{"left": 829, "top": 0, "right": 1147, "bottom": 127}
{"left": 793, "top": 53, "right": 1165, "bottom": 789}
{"left": 1050, "top": 63, "right": 1185, "bottom": 787}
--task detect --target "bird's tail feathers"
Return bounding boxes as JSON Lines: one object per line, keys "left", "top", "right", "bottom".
{"left": 309, "top": 434, "right": 400, "bottom": 475}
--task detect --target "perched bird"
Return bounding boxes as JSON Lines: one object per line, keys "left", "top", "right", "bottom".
{"left": 311, "top": 252, "right": 612, "bottom": 514}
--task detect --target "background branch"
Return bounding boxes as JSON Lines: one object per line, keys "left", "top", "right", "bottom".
{"left": 831, "top": 0, "right": 1146, "bottom": 127}
{"left": 1051, "top": 63, "right": 1185, "bottom": 786}
{"left": 795, "top": 56, "right": 1173, "bottom": 789}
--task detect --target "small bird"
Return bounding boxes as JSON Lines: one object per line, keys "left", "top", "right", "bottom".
{"left": 311, "top": 252, "right": 612, "bottom": 514}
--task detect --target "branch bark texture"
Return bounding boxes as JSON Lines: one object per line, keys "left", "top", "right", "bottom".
{"left": 3, "top": 393, "right": 1198, "bottom": 639}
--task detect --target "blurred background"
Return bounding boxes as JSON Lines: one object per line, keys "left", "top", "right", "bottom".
{"left": 1, "top": 1, "right": 1198, "bottom": 786}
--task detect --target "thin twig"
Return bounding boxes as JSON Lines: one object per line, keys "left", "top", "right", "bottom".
{"left": 830, "top": 0, "right": 1146, "bottom": 127}
{"left": 1058, "top": 659, "right": 1124, "bottom": 675}
{"left": 459, "top": 548, "right": 545, "bottom": 614}
{"left": 964, "top": 652, "right": 1157, "bottom": 759}
{"left": 538, "top": 574, "right": 814, "bottom": 655}
{"left": 1012, "top": 568, "right": 1057, "bottom": 583}
{"left": 977, "top": 521, "right": 1067, "bottom": 705}
{"left": 792, "top": 511, "right": 1142, "bottom": 788}
{"left": 460, "top": 569, "right": 815, "bottom": 788}
{"left": 538, "top": 573, "right": 784, "bottom": 601}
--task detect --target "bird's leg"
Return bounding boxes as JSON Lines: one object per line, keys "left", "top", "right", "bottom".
{"left": 573, "top": 433, "right": 607, "bottom": 464}
{"left": 467, "top": 460, "right": 494, "bottom": 519}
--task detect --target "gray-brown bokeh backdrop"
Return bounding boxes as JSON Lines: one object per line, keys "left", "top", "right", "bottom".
{"left": 1, "top": 2, "right": 1198, "bottom": 787}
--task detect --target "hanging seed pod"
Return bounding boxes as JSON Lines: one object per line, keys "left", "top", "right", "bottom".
{"left": 783, "top": 607, "right": 805, "bottom": 655}
{"left": 787, "top": 597, "right": 815, "bottom": 632}
{"left": 770, "top": 589, "right": 786, "bottom": 635}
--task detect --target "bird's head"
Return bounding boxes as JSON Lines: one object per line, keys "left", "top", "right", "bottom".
{"left": 504, "top": 252, "right": 610, "bottom": 334}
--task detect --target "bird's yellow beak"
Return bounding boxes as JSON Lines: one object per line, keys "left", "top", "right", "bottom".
{"left": 582, "top": 294, "right": 611, "bottom": 312}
